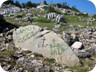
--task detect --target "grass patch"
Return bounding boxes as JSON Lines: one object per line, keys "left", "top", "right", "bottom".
{"left": 0, "top": 49, "right": 15, "bottom": 57}
{"left": 15, "top": 13, "right": 26, "bottom": 18}
{"left": 34, "top": 16, "right": 52, "bottom": 23}
{"left": 33, "top": 53, "right": 43, "bottom": 57}
{"left": 36, "top": 22, "right": 56, "bottom": 30}
{"left": 70, "top": 58, "right": 95, "bottom": 72}
{"left": 44, "top": 6, "right": 62, "bottom": 14}
{"left": 44, "top": 58, "right": 55, "bottom": 66}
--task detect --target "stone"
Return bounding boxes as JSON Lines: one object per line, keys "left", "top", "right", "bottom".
{"left": 92, "top": 32, "right": 96, "bottom": 38}
{"left": 16, "top": 57, "right": 48, "bottom": 72}
{"left": 13, "top": 25, "right": 80, "bottom": 67}
{"left": 77, "top": 28, "right": 96, "bottom": 49}
{"left": 86, "top": 17, "right": 95, "bottom": 24}
{"left": 23, "top": 16, "right": 32, "bottom": 23}
{"left": 62, "top": 31, "right": 70, "bottom": 44}
{"left": 64, "top": 69, "right": 73, "bottom": 72}
{"left": 70, "top": 33, "right": 77, "bottom": 40}
{"left": 0, "top": 4, "right": 25, "bottom": 16}
{"left": 60, "top": 8, "right": 66, "bottom": 14}
{"left": 86, "top": 48, "right": 96, "bottom": 55}
{"left": 37, "top": 0, "right": 48, "bottom": 10}
{"left": 6, "top": 35, "right": 13, "bottom": 41}
{"left": 37, "top": 5, "right": 48, "bottom": 10}
{"left": 55, "top": 14, "right": 64, "bottom": 23}
{"left": 3, "top": 64, "right": 11, "bottom": 71}
{"left": 54, "top": 24, "right": 61, "bottom": 29}
{"left": 45, "top": 13, "right": 64, "bottom": 23}
{"left": 26, "top": 13, "right": 32, "bottom": 17}
{"left": 0, "top": 33, "right": 3, "bottom": 37}
{"left": 71, "top": 41, "right": 83, "bottom": 50}
{"left": 30, "top": 54, "right": 35, "bottom": 58}
{"left": 73, "top": 49, "right": 91, "bottom": 58}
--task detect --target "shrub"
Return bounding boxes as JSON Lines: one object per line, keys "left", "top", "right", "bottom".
{"left": 45, "top": 6, "right": 62, "bottom": 14}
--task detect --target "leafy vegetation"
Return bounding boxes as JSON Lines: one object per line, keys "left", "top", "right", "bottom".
{"left": 45, "top": 6, "right": 62, "bottom": 14}
{"left": 70, "top": 58, "right": 95, "bottom": 72}
{"left": 0, "top": 49, "right": 15, "bottom": 57}
{"left": 34, "top": 16, "right": 52, "bottom": 23}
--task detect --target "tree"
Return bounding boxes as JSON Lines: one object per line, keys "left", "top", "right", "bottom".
{"left": 14, "top": 1, "right": 21, "bottom": 7}
{"left": 25, "top": 1, "right": 32, "bottom": 8}
{"left": 21, "top": 3, "right": 26, "bottom": 8}
{"left": 4, "top": 0, "right": 14, "bottom": 4}
{"left": 43, "top": 0, "right": 47, "bottom": 5}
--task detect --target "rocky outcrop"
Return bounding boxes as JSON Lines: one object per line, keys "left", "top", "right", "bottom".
{"left": 45, "top": 13, "right": 64, "bottom": 23}
{"left": 13, "top": 25, "right": 80, "bottom": 67}
{"left": 0, "top": 4, "right": 25, "bottom": 16}
{"left": 78, "top": 28, "right": 96, "bottom": 49}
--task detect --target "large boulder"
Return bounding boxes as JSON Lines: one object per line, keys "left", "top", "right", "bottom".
{"left": 13, "top": 25, "right": 80, "bottom": 67}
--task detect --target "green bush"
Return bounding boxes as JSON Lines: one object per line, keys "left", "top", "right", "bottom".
{"left": 45, "top": 6, "right": 62, "bottom": 14}
{"left": 0, "top": 49, "right": 15, "bottom": 57}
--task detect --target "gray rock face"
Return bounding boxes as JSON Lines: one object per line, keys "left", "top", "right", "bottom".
{"left": 86, "top": 17, "right": 95, "bottom": 24}
{"left": 73, "top": 49, "right": 91, "bottom": 58}
{"left": 0, "top": 4, "right": 25, "bottom": 16}
{"left": 17, "top": 57, "right": 43, "bottom": 69}
{"left": 45, "top": 13, "right": 64, "bottom": 23}
{"left": 79, "top": 28, "right": 96, "bottom": 49}
{"left": 62, "top": 32, "right": 79, "bottom": 46}
{"left": 13, "top": 25, "right": 80, "bottom": 66}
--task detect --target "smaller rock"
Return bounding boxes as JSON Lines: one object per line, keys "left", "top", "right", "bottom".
{"left": 73, "top": 49, "right": 91, "bottom": 58}
{"left": 3, "top": 64, "right": 11, "bottom": 71}
{"left": 86, "top": 48, "right": 96, "bottom": 55}
{"left": 54, "top": 24, "right": 61, "bottom": 29}
{"left": 71, "top": 41, "right": 83, "bottom": 50}
{"left": 64, "top": 69, "right": 73, "bottom": 72}
{"left": 70, "top": 33, "right": 76, "bottom": 40}
{"left": 62, "top": 31, "right": 70, "bottom": 44}
{"left": 0, "top": 33, "right": 3, "bottom": 37}
{"left": 30, "top": 54, "right": 35, "bottom": 58}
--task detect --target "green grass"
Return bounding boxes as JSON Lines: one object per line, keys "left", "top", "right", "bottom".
{"left": 44, "top": 6, "right": 62, "bottom": 14}
{"left": 0, "top": 49, "right": 15, "bottom": 57}
{"left": 69, "top": 55, "right": 96, "bottom": 72}
{"left": 34, "top": 16, "right": 52, "bottom": 23}
{"left": 4, "top": 7, "right": 96, "bottom": 31}
{"left": 64, "top": 15, "right": 96, "bottom": 27}
{"left": 15, "top": 13, "right": 26, "bottom": 18}
{"left": 35, "top": 22, "right": 56, "bottom": 30}
{"left": 33, "top": 16, "right": 56, "bottom": 30}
